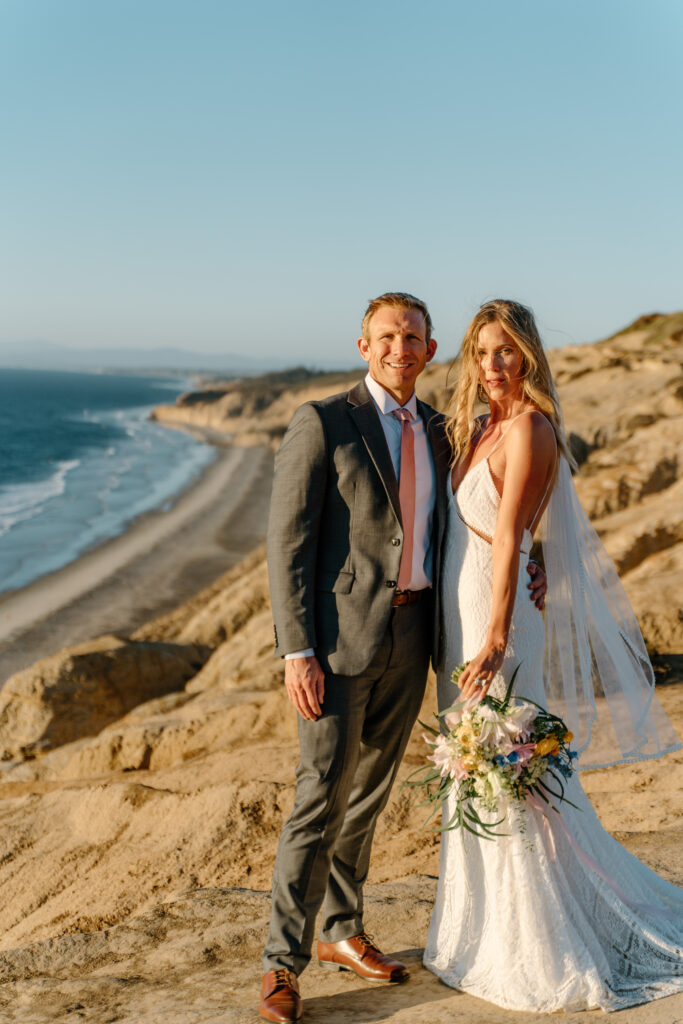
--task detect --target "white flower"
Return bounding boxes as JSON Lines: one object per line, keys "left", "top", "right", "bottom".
{"left": 485, "top": 769, "right": 504, "bottom": 799}
{"left": 428, "top": 735, "right": 452, "bottom": 777}
{"left": 473, "top": 775, "right": 488, "bottom": 800}
{"left": 476, "top": 705, "right": 510, "bottom": 747}
{"left": 477, "top": 701, "right": 538, "bottom": 747}
{"left": 505, "top": 701, "right": 539, "bottom": 736}
{"left": 428, "top": 735, "right": 466, "bottom": 779}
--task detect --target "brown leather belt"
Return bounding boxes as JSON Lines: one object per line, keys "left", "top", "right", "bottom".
{"left": 392, "top": 588, "right": 427, "bottom": 607}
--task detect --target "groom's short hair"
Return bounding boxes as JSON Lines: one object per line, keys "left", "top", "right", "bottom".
{"left": 361, "top": 292, "right": 434, "bottom": 342}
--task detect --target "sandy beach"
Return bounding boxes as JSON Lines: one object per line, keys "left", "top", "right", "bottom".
{"left": 0, "top": 438, "right": 273, "bottom": 685}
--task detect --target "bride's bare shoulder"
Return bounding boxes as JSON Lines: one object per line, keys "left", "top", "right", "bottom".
{"left": 507, "top": 409, "right": 556, "bottom": 459}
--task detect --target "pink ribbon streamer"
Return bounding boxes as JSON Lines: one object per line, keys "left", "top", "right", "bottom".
{"left": 526, "top": 794, "right": 678, "bottom": 922}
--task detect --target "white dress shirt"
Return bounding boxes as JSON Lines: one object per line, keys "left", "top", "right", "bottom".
{"left": 285, "top": 373, "right": 437, "bottom": 660}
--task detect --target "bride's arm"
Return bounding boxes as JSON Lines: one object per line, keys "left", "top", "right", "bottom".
{"left": 459, "top": 412, "right": 555, "bottom": 699}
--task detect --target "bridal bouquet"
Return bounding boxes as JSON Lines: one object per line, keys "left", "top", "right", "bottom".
{"left": 404, "top": 665, "right": 578, "bottom": 839}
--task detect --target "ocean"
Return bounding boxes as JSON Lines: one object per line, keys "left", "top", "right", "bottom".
{"left": 0, "top": 368, "right": 216, "bottom": 595}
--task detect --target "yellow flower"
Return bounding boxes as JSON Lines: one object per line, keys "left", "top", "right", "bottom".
{"left": 457, "top": 724, "right": 477, "bottom": 750}
{"left": 564, "top": 730, "right": 574, "bottom": 743}
{"left": 535, "top": 736, "right": 559, "bottom": 757}
{"left": 462, "top": 754, "right": 479, "bottom": 772}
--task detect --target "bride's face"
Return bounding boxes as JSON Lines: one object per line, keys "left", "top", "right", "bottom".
{"left": 476, "top": 322, "right": 525, "bottom": 402}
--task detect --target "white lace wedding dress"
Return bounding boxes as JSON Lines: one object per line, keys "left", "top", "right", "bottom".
{"left": 423, "top": 453, "right": 683, "bottom": 1013}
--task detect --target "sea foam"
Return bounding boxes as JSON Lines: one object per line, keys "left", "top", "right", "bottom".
{"left": 0, "top": 459, "right": 80, "bottom": 538}
{"left": 0, "top": 370, "right": 216, "bottom": 594}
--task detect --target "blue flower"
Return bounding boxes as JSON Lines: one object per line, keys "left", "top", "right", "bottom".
{"left": 506, "top": 751, "right": 519, "bottom": 764}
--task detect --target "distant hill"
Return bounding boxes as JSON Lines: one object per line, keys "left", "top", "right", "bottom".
{"left": 0, "top": 340, "right": 295, "bottom": 374}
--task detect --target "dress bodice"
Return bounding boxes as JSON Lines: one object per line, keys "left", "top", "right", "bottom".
{"left": 452, "top": 458, "right": 532, "bottom": 555}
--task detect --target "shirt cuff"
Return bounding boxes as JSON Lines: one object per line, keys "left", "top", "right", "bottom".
{"left": 285, "top": 648, "right": 315, "bottom": 660}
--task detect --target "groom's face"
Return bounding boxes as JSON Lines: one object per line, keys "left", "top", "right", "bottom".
{"left": 357, "top": 305, "right": 437, "bottom": 405}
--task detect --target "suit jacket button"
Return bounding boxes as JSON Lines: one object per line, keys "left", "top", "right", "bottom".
{"left": 386, "top": 580, "right": 397, "bottom": 588}
{"left": 391, "top": 538, "right": 401, "bottom": 546}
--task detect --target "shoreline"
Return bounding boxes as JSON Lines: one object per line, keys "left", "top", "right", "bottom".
{"left": 0, "top": 436, "right": 273, "bottom": 684}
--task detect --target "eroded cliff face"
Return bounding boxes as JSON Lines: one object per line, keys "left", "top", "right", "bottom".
{"left": 554, "top": 314, "right": 683, "bottom": 653}
{"left": 0, "top": 313, "right": 680, "bottom": 973}
{"left": 150, "top": 367, "right": 366, "bottom": 447}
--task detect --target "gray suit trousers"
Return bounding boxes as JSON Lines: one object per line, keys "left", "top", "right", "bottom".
{"left": 263, "top": 599, "right": 431, "bottom": 975}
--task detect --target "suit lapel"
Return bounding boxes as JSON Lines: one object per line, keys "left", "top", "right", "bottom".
{"left": 418, "top": 401, "right": 450, "bottom": 500}
{"left": 418, "top": 401, "right": 451, "bottom": 567}
{"left": 348, "top": 381, "right": 402, "bottom": 526}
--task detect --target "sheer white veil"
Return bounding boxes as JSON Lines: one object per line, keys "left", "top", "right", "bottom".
{"left": 539, "top": 456, "right": 680, "bottom": 771}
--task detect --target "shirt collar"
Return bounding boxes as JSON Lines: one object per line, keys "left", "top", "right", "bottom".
{"left": 365, "top": 372, "right": 418, "bottom": 419}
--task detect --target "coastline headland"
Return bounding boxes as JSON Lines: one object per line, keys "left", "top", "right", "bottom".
{"left": 0, "top": 313, "right": 681, "bottom": 1023}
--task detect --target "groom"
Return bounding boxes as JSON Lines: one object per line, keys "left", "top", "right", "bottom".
{"left": 259, "top": 292, "right": 544, "bottom": 1023}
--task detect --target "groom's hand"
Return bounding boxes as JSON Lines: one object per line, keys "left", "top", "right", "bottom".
{"left": 284, "top": 655, "right": 325, "bottom": 721}
{"left": 527, "top": 561, "right": 547, "bottom": 611}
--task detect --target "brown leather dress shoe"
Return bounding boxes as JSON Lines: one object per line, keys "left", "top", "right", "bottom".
{"left": 259, "top": 968, "right": 303, "bottom": 1023}
{"left": 317, "top": 932, "right": 409, "bottom": 982}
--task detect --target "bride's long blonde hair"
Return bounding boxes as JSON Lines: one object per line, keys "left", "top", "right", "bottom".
{"left": 445, "top": 299, "right": 576, "bottom": 469}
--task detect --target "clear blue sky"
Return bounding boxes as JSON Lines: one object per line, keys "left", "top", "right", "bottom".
{"left": 1, "top": 0, "right": 681, "bottom": 365}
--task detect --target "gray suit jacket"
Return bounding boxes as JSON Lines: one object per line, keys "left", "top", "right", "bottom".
{"left": 267, "top": 379, "right": 451, "bottom": 677}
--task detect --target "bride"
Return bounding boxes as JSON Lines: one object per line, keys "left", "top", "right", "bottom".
{"left": 424, "top": 299, "right": 683, "bottom": 1012}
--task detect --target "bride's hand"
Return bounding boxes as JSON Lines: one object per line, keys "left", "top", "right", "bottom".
{"left": 458, "top": 643, "right": 506, "bottom": 700}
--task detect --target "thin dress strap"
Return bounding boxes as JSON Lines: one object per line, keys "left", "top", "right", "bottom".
{"left": 529, "top": 432, "right": 558, "bottom": 534}
{"left": 486, "top": 409, "right": 558, "bottom": 535}
{"left": 485, "top": 409, "right": 534, "bottom": 460}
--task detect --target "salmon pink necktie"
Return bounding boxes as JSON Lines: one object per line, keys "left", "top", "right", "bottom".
{"left": 392, "top": 408, "right": 415, "bottom": 590}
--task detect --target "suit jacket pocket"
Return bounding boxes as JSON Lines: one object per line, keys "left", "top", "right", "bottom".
{"left": 316, "top": 570, "right": 355, "bottom": 594}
